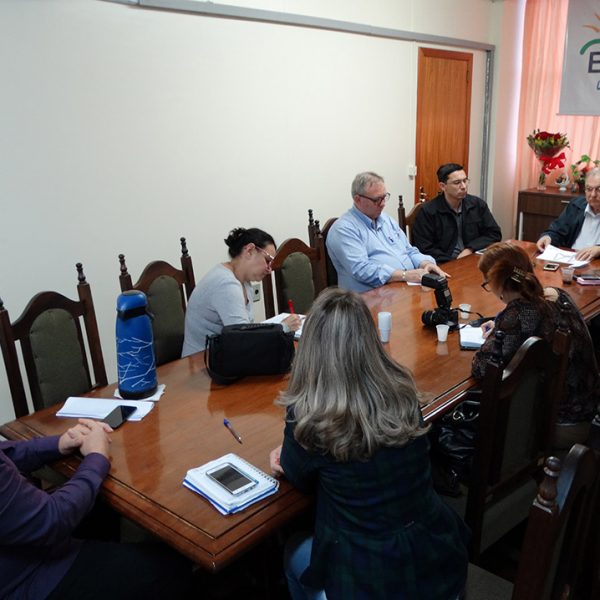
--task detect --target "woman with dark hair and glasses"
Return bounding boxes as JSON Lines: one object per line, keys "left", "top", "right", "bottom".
{"left": 182, "top": 227, "right": 301, "bottom": 356}
{"left": 473, "top": 241, "right": 599, "bottom": 447}
{"left": 269, "top": 287, "right": 469, "bottom": 600}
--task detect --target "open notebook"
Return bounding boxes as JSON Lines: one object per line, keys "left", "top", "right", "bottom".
{"left": 183, "top": 453, "right": 279, "bottom": 515}
{"left": 262, "top": 313, "right": 305, "bottom": 339}
{"left": 459, "top": 325, "right": 486, "bottom": 350}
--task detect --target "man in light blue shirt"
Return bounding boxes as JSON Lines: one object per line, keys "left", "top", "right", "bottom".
{"left": 327, "top": 171, "right": 448, "bottom": 292}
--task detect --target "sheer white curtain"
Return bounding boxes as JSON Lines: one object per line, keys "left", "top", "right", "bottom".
{"left": 517, "top": 0, "right": 600, "bottom": 190}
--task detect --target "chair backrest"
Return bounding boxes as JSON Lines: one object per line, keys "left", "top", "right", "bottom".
{"left": 466, "top": 444, "right": 599, "bottom": 600}
{"left": 465, "top": 332, "right": 568, "bottom": 561}
{"left": 118, "top": 237, "right": 196, "bottom": 366}
{"left": 0, "top": 263, "right": 108, "bottom": 418}
{"left": 404, "top": 186, "right": 428, "bottom": 244}
{"left": 512, "top": 444, "right": 599, "bottom": 600}
{"left": 262, "top": 237, "right": 328, "bottom": 319}
{"left": 308, "top": 209, "right": 338, "bottom": 286}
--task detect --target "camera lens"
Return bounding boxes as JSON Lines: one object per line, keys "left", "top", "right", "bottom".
{"left": 421, "top": 308, "right": 452, "bottom": 327}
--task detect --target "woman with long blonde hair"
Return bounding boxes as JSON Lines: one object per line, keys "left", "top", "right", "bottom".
{"left": 270, "top": 288, "right": 469, "bottom": 599}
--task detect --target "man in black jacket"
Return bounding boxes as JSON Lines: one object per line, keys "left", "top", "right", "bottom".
{"left": 536, "top": 167, "right": 600, "bottom": 262}
{"left": 412, "top": 163, "right": 502, "bottom": 263}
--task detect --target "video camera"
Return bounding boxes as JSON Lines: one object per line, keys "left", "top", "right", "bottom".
{"left": 420, "top": 274, "right": 458, "bottom": 329}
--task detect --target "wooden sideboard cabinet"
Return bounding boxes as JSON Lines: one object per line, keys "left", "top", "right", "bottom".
{"left": 516, "top": 188, "right": 579, "bottom": 242}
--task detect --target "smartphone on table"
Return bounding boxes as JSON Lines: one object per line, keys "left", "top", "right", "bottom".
{"left": 103, "top": 405, "right": 137, "bottom": 429}
{"left": 543, "top": 262, "right": 560, "bottom": 271}
{"left": 206, "top": 463, "right": 257, "bottom": 495}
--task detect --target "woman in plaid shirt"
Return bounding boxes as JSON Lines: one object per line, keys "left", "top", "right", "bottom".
{"left": 270, "top": 288, "right": 469, "bottom": 599}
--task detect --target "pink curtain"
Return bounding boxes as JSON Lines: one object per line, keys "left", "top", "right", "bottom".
{"left": 517, "top": 0, "right": 600, "bottom": 190}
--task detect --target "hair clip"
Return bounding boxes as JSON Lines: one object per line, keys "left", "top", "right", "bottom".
{"left": 510, "top": 267, "right": 526, "bottom": 283}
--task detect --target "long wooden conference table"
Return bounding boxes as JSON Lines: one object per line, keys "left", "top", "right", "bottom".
{"left": 2, "top": 241, "right": 600, "bottom": 572}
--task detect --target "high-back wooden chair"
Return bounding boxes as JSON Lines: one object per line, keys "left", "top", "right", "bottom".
{"left": 308, "top": 209, "right": 339, "bottom": 287}
{"left": 400, "top": 186, "right": 428, "bottom": 244}
{"left": 451, "top": 329, "right": 569, "bottom": 563}
{"left": 262, "top": 237, "right": 328, "bottom": 319}
{"left": 466, "top": 443, "right": 599, "bottom": 600}
{"left": 118, "top": 237, "right": 195, "bottom": 366}
{"left": 0, "top": 263, "right": 107, "bottom": 418}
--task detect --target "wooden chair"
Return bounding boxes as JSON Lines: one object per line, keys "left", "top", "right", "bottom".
{"left": 466, "top": 443, "right": 599, "bottom": 600}
{"left": 262, "top": 237, "right": 327, "bottom": 319}
{"left": 0, "top": 263, "right": 107, "bottom": 418}
{"left": 308, "top": 209, "right": 338, "bottom": 286}
{"left": 118, "top": 237, "right": 195, "bottom": 366}
{"left": 447, "top": 329, "right": 569, "bottom": 563}
{"left": 400, "top": 186, "right": 428, "bottom": 244}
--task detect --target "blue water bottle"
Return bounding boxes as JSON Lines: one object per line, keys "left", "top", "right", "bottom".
{"left": 116, "top": 291, "right": 158, "bottom": 399}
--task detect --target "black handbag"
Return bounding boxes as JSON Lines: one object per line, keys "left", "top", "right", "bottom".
{"left": 429, "top": 395, "right": 480, "bottom": 496}
{"left": 204, "top": 323, "right": 295, "bottom": 385}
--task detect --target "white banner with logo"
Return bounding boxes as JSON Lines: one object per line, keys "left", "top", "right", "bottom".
{"left": 559, "top": 0, "right": 600, "bottom": 115}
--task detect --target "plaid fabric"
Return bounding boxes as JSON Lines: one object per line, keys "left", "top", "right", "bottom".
{"left": 281, "top": 421, "right": 469, "bottom": 599}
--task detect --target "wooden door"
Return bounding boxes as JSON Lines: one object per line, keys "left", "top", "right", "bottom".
{"left": 415, "top": 48, "right": 473, "bottom": 203}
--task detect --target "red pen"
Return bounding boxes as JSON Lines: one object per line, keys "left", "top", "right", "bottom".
{"left": 288, "top": 299, "right": 295, "bottom": 314}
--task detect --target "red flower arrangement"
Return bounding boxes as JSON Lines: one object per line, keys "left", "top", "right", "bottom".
{"left": 527, "top": 129, "right": 570, "bottom": 189}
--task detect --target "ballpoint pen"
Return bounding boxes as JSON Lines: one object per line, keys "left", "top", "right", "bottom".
{"left": 288, "top": 299, "right": 295, "bottom": 314}
{"left": 223, "top": 418, "right": 243, "bottom": 444}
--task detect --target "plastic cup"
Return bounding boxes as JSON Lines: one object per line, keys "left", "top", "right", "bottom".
{"left": 560, "top": 266, "right": 575, "bottom": 284}
{"left": 458, "top": 303, "right": 471, "bottom": 320}
{"left": 378, "top": 312, "right": 392, "bottom": 343}
{"left": 436, "top": 324, "right": 449, "bottom": 343}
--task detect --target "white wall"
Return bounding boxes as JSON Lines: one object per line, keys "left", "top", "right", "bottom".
{"left": 0, "top": 0, "right": 522, "bottom": 424}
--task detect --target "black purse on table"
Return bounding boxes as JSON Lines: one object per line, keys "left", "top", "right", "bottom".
{"left": 204, "top": 323, "right": 295, "bottom": 385}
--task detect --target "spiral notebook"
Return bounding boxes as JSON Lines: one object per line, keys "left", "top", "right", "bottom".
{"left": 183, "top": 453, "right": 279, "bottom": 515}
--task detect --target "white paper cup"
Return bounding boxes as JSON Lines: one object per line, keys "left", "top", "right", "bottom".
{"left": 378, "top": 312, "right": 392, "bottom": 343}
{"left": 560, "top": 266, "right": 574, "bottom": 284}
{"left": 458, "top": 303, "right": 471, "bottom": 320}
{"left": 436, "top": 324, "right": 449, "bottom": 342}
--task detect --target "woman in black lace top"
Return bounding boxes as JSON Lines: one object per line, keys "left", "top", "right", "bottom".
{"left": 472, "top": 242, "right": 599, "bottom": 448}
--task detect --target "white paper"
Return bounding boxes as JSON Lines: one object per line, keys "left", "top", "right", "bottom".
{"left": 459, "top": 325, "right": 486, "bottom": 349}
{"left": 56, "top": 397, "right": 155, "bottom": 421}
{"left": 262, "top": 313, "right": 305, "bottom": 339}
{"left": 537, "top": 245, "right": 589, "bottom": 268}
{"left": 114, "top": 383, "right": 166, "bottom": 402}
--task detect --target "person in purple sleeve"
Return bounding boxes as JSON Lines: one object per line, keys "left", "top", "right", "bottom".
{"left": 1, "top": 418, "right": 197, "bottom": 600}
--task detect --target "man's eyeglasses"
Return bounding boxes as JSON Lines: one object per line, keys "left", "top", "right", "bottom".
{"left": 446, "top": 178, "right": 470, "bottom": 187}
{"left": 256, "top": 246, "right": 275, "bottom": 265}
{"left": 358, "top": 192, "right": 390, "bottom": 205}
{"left": 481, "top": 281, "right": 491, "bottom": 292}
{"left": 585, "top": 185, "right": 600, "bottom": 194}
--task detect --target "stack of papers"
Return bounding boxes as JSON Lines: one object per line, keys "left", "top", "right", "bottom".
{"left": 56, "top": 397, "right": 154, "bottom": 421}
{"left": 459, "top": 325, "right": 486, "bottom": 350}
{"left": 262, "top": 313, "right": 305, "bottom": 339}
{"left": 537, "top": 245, "right": 589, "bottom": 268}
{"left": 183, "top": 453, "right": 279, "bottom": 515}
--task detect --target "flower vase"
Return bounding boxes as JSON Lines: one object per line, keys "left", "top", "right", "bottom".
{"left": 537, "top": 161, "right": 547, "bottom": 190}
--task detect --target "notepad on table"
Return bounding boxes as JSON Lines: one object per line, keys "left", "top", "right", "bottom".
{"left": 262, "top": 313, "right": 305, "bottom": 339}
{"left": 183, "top": 453, "right": 279, "bottom": 515}
{"left": 56, "top": 397, "right": 154, "bottom": 421}
{"left": 459, "top": 325, "right": 486, "bottom": 350}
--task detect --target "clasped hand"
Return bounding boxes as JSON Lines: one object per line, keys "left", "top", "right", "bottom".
{"left": 58, "top": 418, "right": 113, "bottom": 458}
